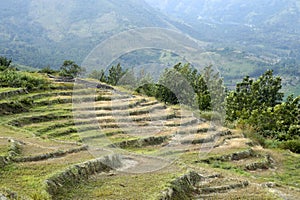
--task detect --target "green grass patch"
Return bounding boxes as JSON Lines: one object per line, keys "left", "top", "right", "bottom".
{"left": 0, "top": 87, "right": 22, "bottom": 93}
{"left": 0, "top": 152, "right": 93, "bottom": 198}
{"left": 54, "top": 170, "right": 182, "bottom": 200}
{"left": 252, "top": 150, "right": 300, "bottom": 188}
{"left": 124, "top": 146, "right": 160, "bottom": 155}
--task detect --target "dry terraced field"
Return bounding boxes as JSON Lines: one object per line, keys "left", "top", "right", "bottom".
{"left": 0, "top": 78, "right": 299, "bottom": 199}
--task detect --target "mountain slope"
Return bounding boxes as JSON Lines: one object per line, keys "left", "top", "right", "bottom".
{"left": 145, "top": 0, "right": 300, "bottom": 31}
{"left": 0, "top": 0, "right": 299, "bottom": 95}
{"left": 145, "top": 0, "right": 300, "bottom": 95}
{"left": 0, "top": 0, "right": 173, "bottom": 68}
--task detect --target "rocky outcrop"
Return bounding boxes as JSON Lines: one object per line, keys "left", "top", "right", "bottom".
{"left": 0, "top": 139, "right": 23, "bottom": 167}
{"left": 245, "top": 154, "right": 274, "bottom": 170}
{"left": 45, "top": 154, "right": 122, "bottom": 196}
{"left": 181, "top": 130, "right": 232, "bottom": 145}
{"left": 197, "top": 148, "right": 275, "bottom": 171}
{"left": 52, "top": 76, "right": 74, "bottom": 83}
{"left": 198, "top": 181, "right": 249, "bottom": 194}
{"left": 0, "top": 194, "right": 7, "bottom": 200}
{"left": 0, "top": 189, "right": 18, "bottom": 200}
{"left": 0, "top": 102, "right": 29, "bottom": 115}
{"left": 160, "top": 171, "right": 203, "bottom": 200}
{"left": 75, "top": 79, "right": 114, "bottom": 90}
{"left": 199, "top": 149, "right": 257, "bottom": 164}
{"left": 9, "top": 114, "right": 73, "bottom": 127}
{"left": 7, "top": 139, "right": 23, "bottom": 157}
{"left": 0, "top": 156, "right": 9, "bottom": 168}
{"left": 109, "top": 135, "right": 171, "bottom": 148}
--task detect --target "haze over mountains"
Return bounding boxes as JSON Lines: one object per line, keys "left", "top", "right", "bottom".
{"left": 0, "top": 0, "right": 173, "bottom": 67}
{"left": 0, "top": 0, "right": 299, "bottom": 94}
{"left": 146, "top": 0, "right": 300, "bottom": 52}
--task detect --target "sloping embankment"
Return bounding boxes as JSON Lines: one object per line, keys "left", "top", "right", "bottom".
{"left": 45, "top": 154, "right": 122, "bottom": 196}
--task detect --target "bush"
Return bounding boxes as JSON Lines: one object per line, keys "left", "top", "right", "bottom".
{"left": 0, "top": 56, "right": 12, "bottom": 70}
{"left": 59, "top": 60, "right": 84, "bottom": 78}
{"left": 200, "top": 111, "right": 222, "bottom": 121}
{"left": 280, "top": 140, "right": 300, "bottom": 153}
{"left": 243, "top": 130, "right": 266, "bottom": 147}
{"left": 288, "top": 125, "right": 300, "bottom": 138}
{"left": 0, "top": 70, "right": 49, "bottom": 90}
{"left": 39, "top": 66, "right": 58, "bottom": 75}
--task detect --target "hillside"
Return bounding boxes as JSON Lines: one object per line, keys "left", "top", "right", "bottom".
{"left": 0, "top": 0, "right": 173, "bottom": 68}
{"left": 145, "top": 0, "right": 300, "bottom": 95}
{"left": 146, "top": 0, "right": 300, "bottom": 45}
{"left": 1, "top": 0, "right": 299, "bottom": 95}
{"left": 0, "top": 75, "right": 299, "bottom": 199}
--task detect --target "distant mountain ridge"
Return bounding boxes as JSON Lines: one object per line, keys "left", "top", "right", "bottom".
{"left": 145, "top": 0, "right": 300, "bottom": 95}
{"left": 0, "top": 0, "right": 173, "bottom": 68}
{"left": 145, "top": 0, "right": 300, "bottom": 29}
{"left": 0, "top": 0, "right": 299, "bottom": 95}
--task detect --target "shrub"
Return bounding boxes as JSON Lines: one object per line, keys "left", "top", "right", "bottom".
{"left": 243, "top": 130, "right": 266, "bottom": 147}
{"left": 200, "top": 111, "right": 222, "bottom": 121}
{"left": 288, "top": 125, "right": 300, "bottom": 138}
{"left": 39, "top": 66, "right": 58, "bottom": 75}
{"left": 280, "top": 140, "right": 300, "bottom": 153}
{"left": 0, "top": 56, "right": 12, "bottom": 70}
{"left": 0, "top": 70, "right": 49, "bottom": 90}
{"left": 59, "top": 60, "right": 84, "bottom": 78}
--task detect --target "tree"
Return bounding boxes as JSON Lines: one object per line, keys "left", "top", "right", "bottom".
{"left": 246, "top": 94, "right": 300, "bottom": 141}
{"left": 226, "top": 76, "right": 255, "bottom": 121}
{"left": 156, "top": 69, "right": 180, "bottom": 104}
{"left": 251, "top": 70, "right": 283, "bottom": 107}
{"left": 59, "top": 60, "right": 84, "bottom": 78}
{"left": 135, "top": 70, "right": 157, "bottom": 97}
{"left": 0, "top": 70, "right": 49, "bottom": 90}
{"left": 156, "top": 63, "right": 196, "bottom": 106}
{"left": 226, "top": 70, "right": 283, "bottom": 121}
{"left": 0, "top": 56, "right": 12, "bottom": 70}
{"left": 118, "top": 68, "right": 137, "bottom": 87}
{"left": 107, "top": 63, "right": 126, "bottom": 86}
{"left": 39, "top": 65, "right": 58, "bottom": 74}
{"left": 154, "top": 63, "right": 225, "bottom": 111}
{"left": 195, "top": 75, "right": 211, "bottom": 111}
{"left": 88, "top": 69, "right": 106, "bottom": 82}
{"left": 200, "top": 65, "right": 226, "bottom": 113}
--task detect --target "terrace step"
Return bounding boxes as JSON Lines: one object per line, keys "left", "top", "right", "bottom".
{"left": 12, "top": 145, "right": 88, "bottom": 162}
{"left": 0, "top": 88, "right": 27, "bottom": 99}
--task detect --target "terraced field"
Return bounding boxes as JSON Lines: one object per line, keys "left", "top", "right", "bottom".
{"left": 0, "top": 78, "right": 299, "bottom": 199}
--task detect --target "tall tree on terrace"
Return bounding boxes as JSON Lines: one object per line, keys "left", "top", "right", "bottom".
{"left": 107, "top": 63, "right": 127, "bottom": 86}
{"left": 59, "top": 60, "right": 84, "bottom": 78}
{"left": 226, "top": 70, "right": 283, "bottom": 121}
{"left": 0, "top": 56, "right": 12, "bottom": 70}
{"left": 201, "top": 65, "right": 226, "bottom": 114}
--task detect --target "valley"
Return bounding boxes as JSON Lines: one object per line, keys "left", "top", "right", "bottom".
{"left": 0, "top": 1, "right": 300, "bottom": 199}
